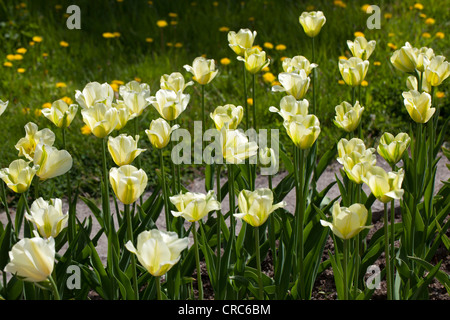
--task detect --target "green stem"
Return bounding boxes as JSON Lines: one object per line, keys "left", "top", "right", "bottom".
{"left": 255, "top": 226, "right": 264, "bottom": 300}
{"left": 193, "top": 221, "right": 203, "bottom": 300}
{"left": 0, "top": 182, "right": 12, "bottom": 226}
{"left": 155, "top": 276, "right": 162, "bottom": 300}
{"left": 216, "top": 164, "right": 222, "bottom": 295}
{"left": 48, "top": 274, "right": 61, "bottom": 300}
{"left": 160, "top": 149, "right": 171, "bottom": 231}
{"left": 134, "top": 118, "right": 143, "bottom": 205}
{"left": 384, "top": 202, "right": 392, "bottom": 300}
{"left": 243, "top": 63, "right": 249, "bottom": 131}
{"left": 311, "top": 37, "right": 316, "bottom": 115}
{"left": 62, "top": 128, "right": 75, "bottom": 243}
{"left": 102, "top": 138, "right": 111, "bottom": 233}
{"left": 343, "top": 239, "right": 349, "bottom": 300}
{"left": 297, "top": 148, "right": 306, "bottom": 297}
{"left": 228, "top": 164, "right": 236, "bottom": 245}
{"left": 251, "top": 73, "right": 257, "bottom": 191}
{"left": 125, "top": 204, "right": 138, "bottom": 299}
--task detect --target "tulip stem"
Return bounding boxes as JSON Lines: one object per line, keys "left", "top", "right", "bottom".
{"left": 343, "top": 239, "right": 349, "bottom": 300}
{"left": 0, "top": 182, "right": 11, "bottom": 226}
{"left": 251, "top": 73, "right": 257, "bottom": 191}
{"left": 125, "top": 203, "right": 139, "bottom": 299}
{"left": 48, "top": 274, "right": 61, "bottom": 300}
{"left": 311, "top": 36, "right": 316, "bottom": 115}
{"left": 216, "top": 164, "right": 222, "bottom": 295}
{"left": 134, "top": 118, "right": 143, "bottom": 205}
{"left": 155, "top": 276, "right": 162, "bottom": 300}
{"left": 254, "top": 226, "right": 264, "bottom": 300}
{"left": 295, "top": 147, "right": 306, "bottom": 297}
{"left": 384, "top": 202, "right": 392, "bottom": 300}
{"left": 228, "top": 164, "right": 236, "bottom": 245}
{"left": 160, "top": 149, "right": 171, "bottom": 231}
{"left": 102, "top": 138, "right": 112, "bottom": 233}
{"left": 62, "top": 127, "right": 75, "bottom": 243}
{"left": 193, "top": 221, "right": 203, "bottom": 300}
{"left": 243, "top": 63, "right": 249, "bottom": 131}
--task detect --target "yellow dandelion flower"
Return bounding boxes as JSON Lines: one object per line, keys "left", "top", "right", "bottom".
{"left": 361, "top": 80, "right": 368, "bottom": 87}
{"left": 306, "top": 5, "right": 315, "bottom": 11}
{"left": 419, "top": 13, "right": 427, "bottom": 18}
{"left": 22, "top": 107, "right": 30, "bottom": 114}
{"left": 170, "top": 21, "right": 178, "bottom": 26}
{"left": 219, "top": 26, "right": 230, "bottom": 32}
{"left": 339, "top": 55, "right": 348, "bottom": 60}
{"left": 55, "top": 4, "right": 63, "bottom": 10}
{"left": 271, "top": 80, "right": 281, "bottom": 86}
{"left": 425, "top": 18, "right": 435, "bottom": 25}
{"left": 247, "top": 98, "right": 253, "bottom": 106}
{"left": 3, "top": 62, "right": 12, "bottom": 67}
{"left": 42, "top": 53, "right": 49, "bottom": 58}
{"left": 388, "top": 32, "right": 395, "bottom": 37}
{"left": 354, "top": 31, "right": 365, "bottom": 38}
{"left": 157, "top": 20, "right": 168, "bottom": 28}
{"left": 422, "top": 32, "right": 431, "bottom": 38}
{"left": 384, "top": 13, "right": 392, "bottom": 19}
{"left": 34, "top": 109, "right": 42, "bottom": 117}
{"left": 435, "top": 32, "right": 445, "bottom": 39}
{"left": 262, "top": 66, "right": 270, "bottom": 72}
{"left": 338, "top": 80, "right": 345, "bottom": 85}
{"left": 134, "top": 77, "right": 142, "bottom": 82}
{"left": 213, "top": 1, "right": 219, "bottom": 6}
{"left": 6, "top": 54, "right": 15, "bottom": 61}
{"left": 334, "top": 0, "right": 347, "bottom": 8}
{"left": 262, "top": 72, "right": 276, "bottom": 84}
{"left": 113, "top": 32, "right": 121, "bottom": 37}
{"left": 252, "top": 45, "right": 263, "bottom": 51}
{"left": 263, "top": 42, "right": 274, "bottom": 49}
{"left": 16, "top": 48, "right": 27, "bottom": 54}
{"left": 42, "top": 102, "right": 52, "bottom": 109}
{"left": 413, "top": 3, "right": 424, "bottom": 10}
{"left": 166, "top": 42, "right": 173, "bottom": 47}
{"left": 361, "top": 4, "right": 371, "bottom": 12}
{"left": 112, "top": 80, "right": 124, "bottom": 85}
{"left": 110, "top": 83, "right": 119, "bottom": 92}
{"left": 387, "top": 43, "right": 397, "bottom": 50}
{"left": 275, "top": 44, "right": 286, "bottom": 51}
{"left": 220, "top": 57, "right": 231, "bottom": 65}
{"left": 280, "top": 56, "right": 287, "bottom": 62}
{"left": 61, "top": 96, "right": 73, "bottom": 104}
{"left": 60, "top": 41, "right": 69, "bottom": 47}
{"left": 56, "top": 82, "right": 67, "bottom": 88}
{"left": 17, "top": 68, "right": 26, "bottom": 73}
{"left": 374, "top": 61, "right": 381, "bottom": 66}
{"left": 175, "top": 42, "right": 183, "bottom": 48}
{"left": 168, "top": 12, "right": 178, "bottom": 18}
{"left": 102, "top": 32, "right": 115, "bottom": 38}
{"left": 248, "top": 17, "right": 255, "bottom": 21}
{"left": 13, "top": 54, "right": 23, "bottom": 60}
{"left": 81, "top": 124, "right": 91, "bottom": 135}
{"left": 29, "top": 41, "right": 35, "bottom": 46}
{"left": 436, "top": 91, "right": 445, "bottom": 99}
{"left": 146, "top": 37, "right": 154, "bottom": 43}
{"left": 32, "top": 36, "right": 43, "bottom": 42}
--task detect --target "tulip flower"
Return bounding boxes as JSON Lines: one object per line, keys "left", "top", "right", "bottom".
{"left": 425, "top": 55, "right": 450, "bottom": 87}
{"left": 0, "top": 99, "right": 8, "bottom": 117}
{"left": 109, "top": 164, "right": 147, "bottom": 205}
{"left": 377, "top": 132, "right": 411, "bottom": 166}
{"left": 107, "top": 134, "right": 146, "bottom": 166}
{"left": 210, "top": 104, "right": 244, "bottom": 130}
{"left": 41, "top": 99, "right": 78, "bottom": 129}
{"left": 81, "top": 102, "right": 119, "bottom": 138}
{"left": 228, "top": 29, "right": 257, "bottom": 56}
{"left": 0, "top": 159, "right": 38, "bottom": 193}
{"left": 75, "top": 81, "right": 115, "bottom": 109}
{"left": 113, "top": 102, "right": 136, "bottom": 130}
{"left": 234, "top": 188, "right": 286, "bottom": 227}
{"left": 402, "top": 90, "right": 434, "bottom": 123}
{"left": 340, "top": 150, "right": 376, "bottom": 184}
{"left": 15, "top": 122, "right": 56, "bottom": 161}
{"left": 337, "top": 138, "right": 374, "bottom": 164}
{"left": 320, "top": 202, "right": 371, "bottom": 240}
{"left": 125, "top": 229, "right": 189, "bottom": 277}
{"left": 269, "top": 95, "right": 309, "bottom": 122}
{"left": 160, "top": 72, "right": 194, "bottom": 93}
{"left": 338, "top": 57, "right": 370, "bottom": 87}
{"left": 283, "top": 114, "right": 321, "bottom": 150}
{"left": 145, "top": 118, "right": 179, "bottom": 149}
{"left": 170, "top": 190, "right": 221, "bottom": 222}
{"left": 299, "top": 11, "right": 326, "bottom": 38}
{"left": 237, "top": 47, "right": 270, "bottom": 74}
{"left": 147, "top": 89, "right": 190, "bottom": 121}
{"left": 347, "top": 36, "right": 376, "bottom": 60}
{"left": 282, "top": 55, "right": 317, "bottom": 76}
{"left": 406, "top": 74, "right": 431, "bottom": 93}
{"left": 25, "top": 197, "right": 68, "bottom": 238}
{"left": 362, "top": 166, "right": 404, "bottom": 203}
{"left": 333, "top": 101, "right": 364, "bottom": 133}
{"left": 221, "top": 129, "right": 259, "bottom": 165}
{"left": 259, "top": 146, "right": 277, "bottom": 169}
{"left": 184, "top": 56, "right": 218, "bottom": 85}
{"left": 390, "top": 42, "right": 424, "bottom": 74}
{"left": 4, "top": 236, "right": 55, "bottom": 283}
{"left": 272, "top": 70, "right": 311, "bottom": 99}
{"left": 119, "top": 80, "right": 151, "bottom": 117}
{"left": 33, "top": 143, "right": 73, "bottom": 181}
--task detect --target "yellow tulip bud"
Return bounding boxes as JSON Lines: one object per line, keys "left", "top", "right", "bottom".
{"left": 338, "top": 57, "right": 370, "bottom": 87}
{"left": 41, "top": 99, "right": 78, "bottom": 129}
{"left": 118, "top": 80, "right": 151, "bottom": 117}
{"left": 221, "top": 129, "right": 259, "bottom": 164}
{"left": 15, "top": 122, "right": 56, "bottom": 161}
{"left": 227, "top": 29, "right": 257, "bottom": 56}
{"left": 282, "top": 55, "right": 317, "bottom": 76}
{"left": 0, "top": 99, "right": 8, "bottom": 117}
{"left": 169, "top": 190, "right": 221, "bottom": 222}
{"left": 0, "top": 159, "right": 38, "bottom": 193}
{"left": 269, "top": 95, "right": 309, "bottom": 122}
{"left": 402, "top": 90, "right": 435, "bottom": 123}
{"left": 125, "top": 229, "right": 189, "bottom": 277}
{"left": 5, "top": 236, "right": 55, "bottom": 283}
{"left": 107, "top": 134, "right": 146, "bottom": 166}
{"left": 184, "top": 56, "right": 218, "bottom": 85}
{"left": 25, "top": 198, "right": 68, "bottom": 239}
{"left": 333, "top": 101, "right": 364, "bottom": 132}
{"left": 147, "top": 89, "right": 190, "bottom": 121}
{"left": 160, "top": 72, "right": 193, "bottom": 93}
{"left": 347, "top": 36, "right": 376, "bottom": 60}
{"left": 377, "top": 132, "right": 411, "bottom": 166}
{"left": 283, "top": 114, "right": 320, "bottom": 150}
{"left": 33, "top": 143, "right": 73, "bottom": 181}
{"left": 145, "top": 118, "right": 179, "bottom": 149}
{"left": 320, "top": 202, "right": 372, "bottom": 240}
{"left": 109, "top": 164, "right": 148, "bottom": 205}
{"left": 337, "top": 138, "right": 375, "bottom": 164}
{"left": 237, "top": 47, "right": 270, "bottom": 74}
{"left": 272, "top": 70, "right": 310, "bottom": 99}
{"left": 299, "top": 11, "right": 327, "bottom": 38}
{"left": 81, "top": 103, "right": 119, "bottom": 138}
{"left": 75, "top": 81, "right": 114, "bottom": 109}
{"left": 362, "top": 166, "right": 404, "bottom": 203}
{"left": 210, "top": 104, "right": 244, "bottom": 130}
{"left": 234, "top": 188, "right": 286, "bottom": 227}
{"left": 425, "top": 55, "right": 450, "bottom": 87}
